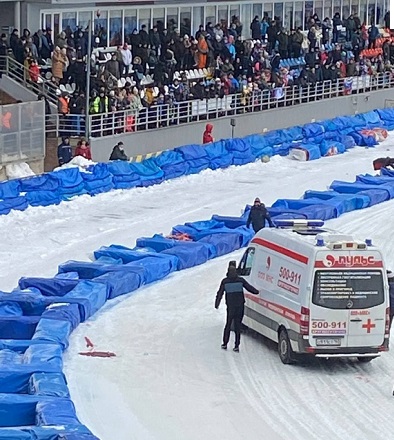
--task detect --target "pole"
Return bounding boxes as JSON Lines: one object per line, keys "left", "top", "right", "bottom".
{"left": 85, "top": 20, "right": 92, "bottom": 140}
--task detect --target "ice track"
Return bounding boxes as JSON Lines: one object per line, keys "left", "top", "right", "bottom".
{"left": 1, "top": 139, "right": 394, "bottom": 439}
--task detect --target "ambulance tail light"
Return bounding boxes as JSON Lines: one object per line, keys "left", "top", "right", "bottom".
{"left": 385, "top": 307, "right": 390, "bottom": 337}
{"left": 300, "top": 307, "right": 310, "bottom": 335}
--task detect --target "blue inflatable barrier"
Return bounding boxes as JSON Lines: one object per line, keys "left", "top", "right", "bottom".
{"left": 204, "top": 140, "right": 233, "bottom": 170}
{"left": 153, "top": 150, "right": 190, "bottom": 179}
{"left": 160, "top": 243, "right": 210, "bottom": 270}
{"left": 330, "top": 180, "right": 394, "bottom": 199}
{"left": 40, "top": 304, "right": 81, "bottom": 332}
{"left": 28, "top": 372, "right": 70, "bottom": 398}
{"left": 302, "top": 123, "right": 325, "bottom": 142}
{"left": 52, "top": 168, "right": 86, "bottom": 199}
{"left": 303, "top": 190, "right": 371, "bottom": 209}
{"left": 130, "top": 159, "right": 165, "bottom": 186}
{"left": 18, "top": 276, "right": 80, "bottom": 297}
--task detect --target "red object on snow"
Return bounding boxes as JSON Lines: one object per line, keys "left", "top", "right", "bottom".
{"left": 84, "top": 336, "right": 94, "bottom": 348}
{"left": 79, "top": 351, "right": 116, "bottom": 358}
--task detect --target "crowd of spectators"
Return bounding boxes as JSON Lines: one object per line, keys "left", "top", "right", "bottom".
{"left": 0, "top": 11, "right": 393, "bottom": 136}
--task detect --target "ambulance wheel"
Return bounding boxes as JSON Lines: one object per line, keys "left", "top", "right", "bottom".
{"left": 278, "top": 328, "right": 295, "bottom": 364}
{"left": 357, "top": 356, "right": 377, "bottom": 363}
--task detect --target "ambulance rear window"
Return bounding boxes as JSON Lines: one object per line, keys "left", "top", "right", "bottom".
{"left": 312, "top": 270, "right": 384, "bottom": 309}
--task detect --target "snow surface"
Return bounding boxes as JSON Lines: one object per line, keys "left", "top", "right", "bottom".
{"left": 2, "top": 139, "right": 394, "bottom": 440}
{"left": 53, "top": 156, "right": 96, "bottom": 172}
{"left": 5, "top": 162, "right": 35, "bottom": 179}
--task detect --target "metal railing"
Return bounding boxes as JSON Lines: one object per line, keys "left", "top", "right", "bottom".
{"left": 0, "top": 56, "right": 58, "bottom": 106}
{"left": 0, "top": 101, "right": 46, "bottom": 164}
{"left": 72, "top": 72, "right": 393, "bottom": 138}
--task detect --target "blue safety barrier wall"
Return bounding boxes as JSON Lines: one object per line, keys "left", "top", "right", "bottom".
{"left": 1, "top": 108, "right": 394, "bottom": 438}
{"left": 1, "top": 108, "right": 394, "bottom": 216}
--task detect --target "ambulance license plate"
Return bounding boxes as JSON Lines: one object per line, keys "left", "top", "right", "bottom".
{"left": 316, "top": 338, "right": 341, "bottom": 346}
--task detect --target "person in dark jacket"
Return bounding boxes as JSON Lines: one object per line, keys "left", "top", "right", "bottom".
{"left": 57, "top": 136, "right": 72, "bottom": 166}
{"left": 215, "top": 265, "right": 259, "bottom": 351}
{"left": 109, "top": 142, "right": 128, "bottom": 161}
{"left": 373, "top": 157, "right": 394, "bottom": 170}
{"left": 246, "top": 198, "right": 274, "bottom": 233}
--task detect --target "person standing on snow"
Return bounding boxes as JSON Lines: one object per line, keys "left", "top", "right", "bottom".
{"left": 203, "top": 123, "right": 214, "bottom": 144}
{"left": 57, "top": 136, "right": 72, "bottom": 166}
{"left": 246, "top": 198, "right": 274, "bottom": 233}
{"left": 215, "top": 265, "right": 259, "bottom": 352}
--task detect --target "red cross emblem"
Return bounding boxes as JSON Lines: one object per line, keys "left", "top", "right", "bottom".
{"left": 362, "top": 319, "right": 376, "bottom": 333}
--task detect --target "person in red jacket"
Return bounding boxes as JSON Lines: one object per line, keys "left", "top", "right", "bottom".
{"left": 28, "top": 59, "right": 40, "bottom": 83}
{"left": 74, "top": 139, "right": 92, "bottom": 160}
{"left": 203, "top": 123, "right": 214, "bottom": 144}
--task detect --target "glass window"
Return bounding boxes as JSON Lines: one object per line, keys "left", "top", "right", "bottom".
{"left": 376, "top": 0, "right": 383, "bottom": 24}
{"left": 206, "top": 5, "right": 216, "bottom": 26}
{"left": 264, "top": 4, "right": 274, "bottom": 21}
{"left": 153, "top": 8, "right": 165, "bottom": 30}
{"left": 360, "top": 0, "right": 367, "bottom": 24}
{"left": 124, "top": 9, "right": 137, "bottom": 37}
{"left": 304, "top": 1, "right": 313, "bottom": 26}
{"left": 284, "top": 2, "right": 294, "bottom": 29}
{"left": 239, "top": 248, "right": 255, "bottom": 276}
{"left": 230, "top": 5, "right": 240, "bottom": 22}
{"left": 78, "top": 11, "right": 92, "bottom": 31}
{"left": 333, "top": 0, "right": 341, "bottom": 16}
{"left": 253, "top": 3, "right": 262, "bottom": 20}
{"left": 167, "top": 7, "right": 178, "bottom": 32}
{"left": 218, "top": 5, "right": 229, "bottom": 26}
{"left": 274, "top": 2, "right": 284, "bottom": 24}
{"left": 109, "top": 10, "right": 122, "bottom": 46}
{"left": 312, "top": 270, "right": 384, "bottom": 310}
{"left": 44, "top": 14, "right": 51, "bottom": 31}
{"left": 351, "top": 0, "right": 360, "bottom": 15}
{"left": 295, "top": 1, "right": 304, "bottom": 27}
{"left": 62, "top": 12, "right": 77, "bottom": 32}
{"left": 192, "top": 6, "right": 203, "bottom": 36}
{"left": 324, "top": 3, "right": 333, "bottom": 20}
{"left": 241, "top": 4, "right": 252, "bottom": 34}
{"left": 314, "top": 0, "right": 323, "bottom": 20}
{"left": 54, "top": 13, "right": 60, "bottom": 38}
{"left": 139, "top": 9, "right": 151, "bottom": 29}
{"left": 180, "top": 7, "right": 192, "bottom": 36}
{"left": 343, "top": 0, "right": 350, "bottom": 19}
{"left": 94, "top": 10, "right": 108, "bottom": 46}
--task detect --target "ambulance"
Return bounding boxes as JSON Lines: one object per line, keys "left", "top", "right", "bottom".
{"left": 237, "top": 220, "right": 390, "bottom": 364}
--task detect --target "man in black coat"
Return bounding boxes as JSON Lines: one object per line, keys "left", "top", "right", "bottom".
{"left": 215, "top": 265, "right": 259, "bottom": 351}
{"left": 109, "top": 142, "right": 128, "bottom": 161}
{"left": 246, "top": 198, "right": 274, "bottom": 233}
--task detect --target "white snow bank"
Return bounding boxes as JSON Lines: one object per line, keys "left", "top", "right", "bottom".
{"left": 5, "top": 162, "right": 35, "bottom": 179}
{"left": 54, "top": 156, "right": 96, "bottom": 172}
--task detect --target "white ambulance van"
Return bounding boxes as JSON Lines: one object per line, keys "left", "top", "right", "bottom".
{"left": 237, "top": 220, "right": 390, "bottom": 364}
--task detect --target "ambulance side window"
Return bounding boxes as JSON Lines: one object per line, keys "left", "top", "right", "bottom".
{"left": 238, "top": 248, "right": 255, "bottom": 276}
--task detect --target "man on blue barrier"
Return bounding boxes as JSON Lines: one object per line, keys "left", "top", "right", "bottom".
{"left": 246, "top": 197, "right": 274, "bottom": 233}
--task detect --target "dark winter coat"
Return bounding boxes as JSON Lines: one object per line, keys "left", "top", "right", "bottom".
{"left": 109, "top": 145, "right": 128, "bottom": 161}
{"left": 57, "top": 142, "right": 72, "bottom": 165}
{"left": 246, "top": 205, "right": 274, "bottom": 232}
{"left": 215, "top": 267, "right": 259, "bottom": 308}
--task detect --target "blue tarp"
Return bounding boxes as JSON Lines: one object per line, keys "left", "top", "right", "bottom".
{"left": 28, "top": 372, "right": 70, "bottom": 398}
{"left": 32, "top": 319, "right": 72, "bottom": 349}
{"left": 292, "top": 143, "right": 321, "bottom": 160}
{"left": 302, "top": 123, "right": 325, "bottom": 141}
{"left": 153, "top": 150, "right": 189, "bottom": 179}
{"left": 25, "top": 191, "right": 61, "bottom": 207}
{"left": 19, "top": 175, "right": 59, "bottom": 193}
{"left": 303, "top": 190, "right": 371, "bottom": 210}
{"left": 0, "top": 180, "right": 20, "bottom": 199}
{"left": 107, "top": 161, "right": 141, "bottom": 189}
{"left": 18, "top": 277, "right": 80, "bottom": 297}
{"left": 330, "top": 180, "right": 394, "bottom": 199}
{"left": 0, "top": 302, "right": 23, "bottom": 317}
{"left": 319, "top": 140, "right": 346, "bottom": 156}
{"left": 199, "top": 232, "right": 242, "bottom": 257}
{"left": 94, "top": 245, "right": 178, "bottom": 272}
{"left": 23, "top": 344, "right": 63, "bottom": 369}
{"left": 204, "top": 140, "right": 233, "bottom": 170}
{"left": 0, "top": 316, "right": 40, "bottom": 340}
{"left": 52, "top": 168, "right": 86, "bottom": 198}
{"left": 0, "top": 196, "right": 28, "bottom": 215}
{"left": 130, "top": 159, "right": 165, "bottom": 186}
{"left": 272, "top": 198, "right": 337, "bottom": 220}
{"left": 35, "top": 398, "right": 80, "bottom": 426}
{"left": 40, "top": 304, "right": 81, "bottom": 332}
{"left": 160, "top": 243, "right": 210, "bottom": 270}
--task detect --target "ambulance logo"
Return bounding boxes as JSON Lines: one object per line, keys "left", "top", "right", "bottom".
{"left": 266, "top": 256, "right": 271, "bottom": 270}
{"left": 322, "top": 254, "right": 376, "bottom": 268}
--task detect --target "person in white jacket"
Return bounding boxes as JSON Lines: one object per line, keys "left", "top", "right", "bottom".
{"left": 120, "top": 43, "right": 132, "bottom": 76}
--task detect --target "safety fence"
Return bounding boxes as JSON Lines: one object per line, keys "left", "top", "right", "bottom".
{"left": 85, "top": 73, "right": 394, "bottom": 138}
{"left": 0, "top": 56, "right": 58, "bottom": 106}
{"left": 0, "top": 101, "right": 45, "bottom": 164}
{"left": 1, "top": 109, "right": 394, "bottom": 438}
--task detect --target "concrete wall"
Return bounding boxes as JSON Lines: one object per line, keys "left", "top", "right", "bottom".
{"left": 89, "top": 88, "right": 394, "bottom": 163}
{"left": 0, "top": 76, "right": 37, "bottom": 103}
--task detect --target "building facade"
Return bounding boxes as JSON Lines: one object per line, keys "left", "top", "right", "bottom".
{"left": 0, "top": 0, "right": 389, "bottom": 45}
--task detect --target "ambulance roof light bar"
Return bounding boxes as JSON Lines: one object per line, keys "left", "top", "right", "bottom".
{"left": 275, "top": 219, "right": 325, "bottom": 229}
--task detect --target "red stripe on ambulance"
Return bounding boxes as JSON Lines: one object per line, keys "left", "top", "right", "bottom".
{"left": 251, "top": 238, "right": 309, "bottom": 265}
{"left": 245, "top": 293, "right": 301, "bottom": 324}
